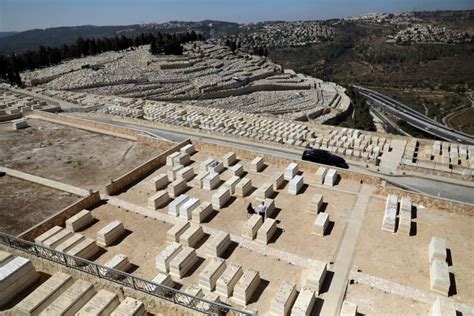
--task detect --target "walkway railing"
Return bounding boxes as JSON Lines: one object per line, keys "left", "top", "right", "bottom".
{"left": 0, "top": 231, "right": 255, "bottom": 316}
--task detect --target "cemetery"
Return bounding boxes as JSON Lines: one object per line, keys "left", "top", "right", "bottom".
{"left": 0, "top": 115, "right": 472, "bottom": 315}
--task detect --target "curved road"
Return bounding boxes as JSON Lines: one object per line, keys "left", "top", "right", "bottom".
{"left": 355, "top": 86, "right": 474, "bottom": 145}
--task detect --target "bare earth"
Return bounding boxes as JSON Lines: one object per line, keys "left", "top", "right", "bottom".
{"left": 354, "top": 196, "right": 474, "bottom": 307}
{"left": 0, "top": 175, "right": 79, "bottom": 235}
{"left": 0, "top": 119, "right": 163, "bottom": 191}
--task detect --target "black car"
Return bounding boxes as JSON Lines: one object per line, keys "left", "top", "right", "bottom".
{"left": 302, "top": 149, "right": 349, "bottom": 169}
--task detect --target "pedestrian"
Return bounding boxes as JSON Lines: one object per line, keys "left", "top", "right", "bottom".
{"left": 258, "top": 201, "right": 267, "bottom": 222}
{"left": 246, "top": 202, "right": 255, "bottom": 218}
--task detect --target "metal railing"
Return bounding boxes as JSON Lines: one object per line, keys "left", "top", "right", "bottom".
{"left": 0, "top": 232, "right": 255, "bottom": 316}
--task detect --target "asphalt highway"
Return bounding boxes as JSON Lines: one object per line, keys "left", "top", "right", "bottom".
{"left": 355, "top": 86, "right": 474, "bottom": 145}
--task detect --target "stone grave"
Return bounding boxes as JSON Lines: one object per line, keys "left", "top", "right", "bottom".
{"left": 233, "top": 269, "right": 260, "bottom": 306}
{"left": 147, "top": 191, "right": 169, "bottom": 210}
{"left": 97, "top": 221, "right": 125, "bottom": 247}
{"left": 308, "top": 194, "right": 323, "bottom": 214}
{"left": 288, "top": 175, "right": 304, "bottom": 195}
{"left": 168, "top": 194, "right": 189, "bottom": 216}
{"left": 206, "top": 232, "right": 231, "bottom": 258}
{"left": 256, "top": 218, "right": 278, "bottom": 244}
{"left": 199, "top": 257, "right": 227, "bottom": 291}
{"left": 169, "top": 247, "right": 198, "bottom": 279}
{"left": 65, "top": 210, "right": 94, "bottom": 232}
{"left": 167, "top": 221, "right": 190, "bottom": 243}
{"left": 313, "top": 213, "right": 329, "bottom": 236}
{"left": 235, "top": 178, "right": 252, "bottom": 197}
{"left": 215, "top": 263, "right": 244, "bottom": 298}
{"left": 155, "top": 242, "right": 183, "bottom": 273}
{"left": 179, "top": 224, "right": 205, "bottom": 248}
{"left": 269, "top": 282, "right": 297, "bottom": 315}
{"left": 284, "top": 163, "right": 299, "bottom": 181}
{"left": 242, "top": 215, "right": 263, "bottom": 240}
{"left": 192, "top": 202, "right": 213, "bottom": 223}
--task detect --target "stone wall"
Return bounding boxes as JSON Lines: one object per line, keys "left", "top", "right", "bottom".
{"left": 28, "top": 111, "right": 141, "bottom": 140}
{"left": 105, "top": 140, "right": 191, "bottom": 195}
{"left": 200, "top": 82, "right": 311, "bottom": 99}
{"left": 0, "top": 113, "right": 23, "bottom": 122}
{"left": 18, "top": 191, "right": 101, "bottom": 241}
{"left": 0, "top": 244, "right": 198, "bottom": 316}
{"left": 0, "top": 166, "right": 90, "bottom": 197}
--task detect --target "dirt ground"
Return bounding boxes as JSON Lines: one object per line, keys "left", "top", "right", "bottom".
{"left": 353, "top": 196, "right": 474, "bottom": 307}
{"left": 344, "top": 283, "right": 430, "bottom": 315}
{"left": 79, "top": 202, "right": 308, "bottom": 313}
{"left": 117, "top": 150, "right": 360, "bottom": 263}
{"left": 0, "top": 119, "right": 164, "bottom": 191}
{"left": 0, "top": 175, "right": 79, "bottom": 235}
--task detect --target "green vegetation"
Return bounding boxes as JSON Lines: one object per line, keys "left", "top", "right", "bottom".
{"left": 0, "top": 31, "right": 202, "bottom": 85}
{"left": 397, "top": 120, "right": 438, "bottom": 139}
{"left": 326, "top": 86, "right": 376, "bottom": 132}
{"left": 149, "top": 31, "right": 203, "bottom": 55}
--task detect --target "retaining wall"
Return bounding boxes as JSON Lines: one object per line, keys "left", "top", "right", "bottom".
{"left": 28, "top": 111, "right": 141, "bottom": 140}
{"left": 18, "top": 191, "right": 101, "bottom": 241}
{"left": 0, "top": 166, "right": 90, "bottom": 197}
{"left": 105, "top": 140, "right": 191, "bottom": 195}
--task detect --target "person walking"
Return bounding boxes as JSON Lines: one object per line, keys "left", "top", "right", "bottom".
{"left": 258, "top": 201, "right": 267, "bottom": 222}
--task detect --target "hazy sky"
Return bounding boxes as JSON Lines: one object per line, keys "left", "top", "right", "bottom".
{"left": 1, "top": 0, "right": 473, "bottom": 32}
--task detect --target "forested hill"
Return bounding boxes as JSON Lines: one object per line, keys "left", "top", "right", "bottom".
{"left": 0, "top": 21, "right": 239, "bottom": 54}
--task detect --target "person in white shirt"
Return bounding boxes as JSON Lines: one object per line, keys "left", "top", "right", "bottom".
{"left": 258, "top": 201, "right": 267, "bottom": 222}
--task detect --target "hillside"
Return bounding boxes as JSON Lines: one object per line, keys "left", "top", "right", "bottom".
{"left": 267, "top": 11, "right": 474, "bottom": 134}
{"left": 0, "top": 21, "right": 239, "bottom": 54}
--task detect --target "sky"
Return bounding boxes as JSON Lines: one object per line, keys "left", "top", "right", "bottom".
{"left": 0, "top": 0, "right": 473, "bottom": 32}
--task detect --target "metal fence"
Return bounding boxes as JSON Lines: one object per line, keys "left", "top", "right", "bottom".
{"left": 0, "top": 231, "right": 255, "bottom": 316}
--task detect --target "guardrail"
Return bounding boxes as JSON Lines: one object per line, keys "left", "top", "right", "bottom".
{"left": 0, "top": 231, "right": 255, "bottom": 316}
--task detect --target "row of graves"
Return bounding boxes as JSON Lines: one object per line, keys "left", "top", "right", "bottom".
{"left": 311, "top": 128, "right": 390, "bottom": 163}
{"left": 402, "top": 138, "right": 473, "bottom": 177}
{"left": 146, "top": 143, "right": 348, "bottom": 313}
{"left": 0, "top": 212, "right": 149, "bottom": 315}
{"left": 381, "top": 194, "right": 457, "bottom": 311}
{"left": 141, "top": 100, "right": 384, "bottom": 165}
{"left": 0, "top": 90, "right": 59, "bottom": 121}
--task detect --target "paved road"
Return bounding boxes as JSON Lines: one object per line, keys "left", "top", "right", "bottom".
{"left": 87, "top": 117, "right": 474, "bottom": 204}
{"left": 355, "top": 86, "right": 474, "bottom": 145}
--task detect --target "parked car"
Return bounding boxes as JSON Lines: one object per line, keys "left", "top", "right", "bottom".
{"left": 302, "top": 149, "right": 349, "bottom": 169}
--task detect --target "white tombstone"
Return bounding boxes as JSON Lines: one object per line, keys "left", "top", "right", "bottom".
{"left": 223, "top": 152, "right": 237, "bottom": 167}
{"left": 429, "top": 237, "right": 447, "bottom": 263}
{"left": 304, "top": 261, "right": 327, "bottom": 295}
{"left": 179, "top": 198, "right": 200, "bottom": 220}
{"left": 290, "top": 288, "right": 316, "bottom": 316}
{"left": 313, "top": 213, "right": 329, "bottom": 236}
{"left": 270, "top": 282, "right": 297, "bottom": 315}
{"left": 324, "top": 169, "right": 337, "bottom": 186}
{"left": 284, "top": 163, "right": 299, "bottom": 181}
{"left": 430, "top": 260, "right": 450, "bottom": 296}
{"left": 249, "top": 157, "right": 264, "bottom": 172}
{"left": 212, "top": 187, "right": 231, "bottom": 210}
{"left": 148, "top": 191, "right": 169, "bottom": 210}
{"left": 315, "top": 167, "right": 327, "bottom": 184}
{"left": 233, "top": 269, "right": 260, "bottom": 306}
{"left": 288, "top": 175, "right": 304, "bottom": 195}
{"left": 168, "top": 195, "right": 189, "bottom": 217}
{"left": 308, "top": 194, "right": 323, "bottom": 214}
